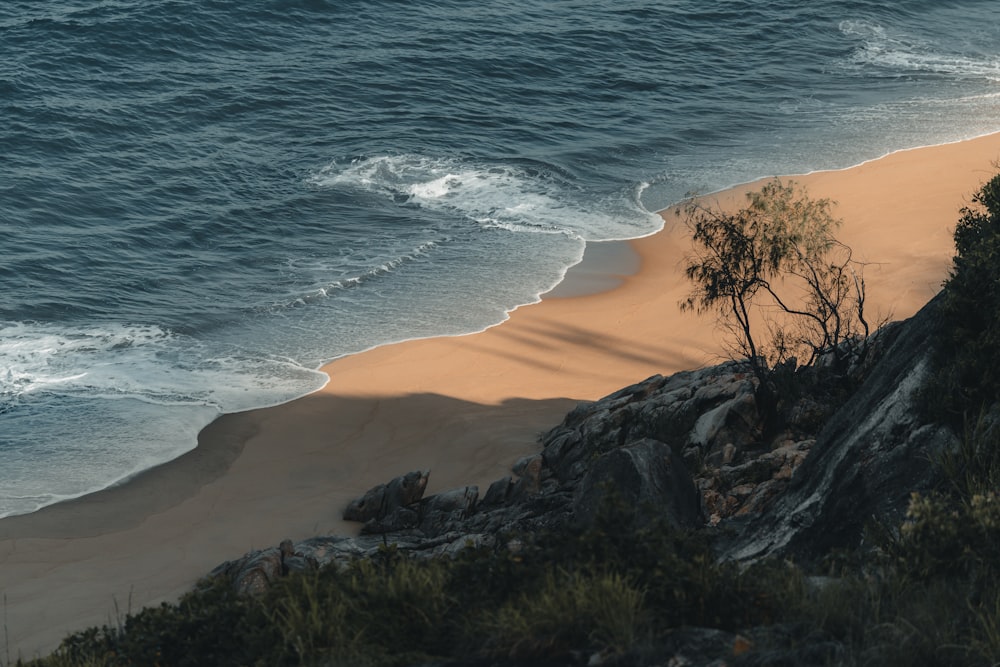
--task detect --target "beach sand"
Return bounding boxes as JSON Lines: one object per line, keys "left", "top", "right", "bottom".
{"left": 2, "top": 133, "right": 999, "bottom": 659}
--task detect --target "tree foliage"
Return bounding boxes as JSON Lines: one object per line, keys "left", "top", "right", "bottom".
{"left": 679, "top": 179, "right": 871, "bottom": 381}
{"left": 932, "top": 172, "right": 1000, "bottom": 419}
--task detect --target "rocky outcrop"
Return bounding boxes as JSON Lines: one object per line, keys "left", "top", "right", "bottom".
{"left": 573, "top": 438, "right": 702, "bottom": 529}
{"left": 212, "top": 361, "right": 775, "bottom": 592}
{"left": 212, "top": 296, "right": 957, "bottom": 590}
{"left": 722, "top": 295, "right": 959, "bottom": 563}
{"left": 342, "top": 469, "right": 429, "bottom": 525}
{"left": 540, "top": 362, "right": 763, "bottom": 480}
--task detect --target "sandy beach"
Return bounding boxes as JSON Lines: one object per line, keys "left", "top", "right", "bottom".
{"left": 2, "top": 132, "right": 999, "bottom": 659}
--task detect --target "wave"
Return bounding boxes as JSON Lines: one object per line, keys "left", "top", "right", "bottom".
{"left": 309, "top": 154, "right": 661, "bottom": 242}
{"left": 0, "top": 322, "right": 171, "bottom": 405}
{"left": 0, "top": 320, "right": 326, "bottom": 414}
{"left": 840, "top": 19, "right": 1000, "bottom": 82}
{"left": 264, "top": 239, "right": 446, "bottom": 310}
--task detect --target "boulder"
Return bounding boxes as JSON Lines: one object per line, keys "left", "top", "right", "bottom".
{"left": 573, "top": 438, "right": 703, "bottom": 530}
{"left": 361, "top": 506, "right": 419, "bottom": 535}
{"left": 541, "top": 363, "right": 762, "bottom": 484}
{"left": 342, "top": 469, "right": 428, "bottom": 523}
{"left": 419, "top": 485, "right": 479, "bottom": 535}
{"left": 224, "top": 547, "right": 284, "bottom": 596}
{"left": 480, "top": 476, "right": 513, "bottom": 507}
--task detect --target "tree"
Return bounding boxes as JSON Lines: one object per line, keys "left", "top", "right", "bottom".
{"left": 932, "top": 172, "right": 1000, "bottom": 419}
{"left": 679, "top": 180, "right": 871, "bottom": 384}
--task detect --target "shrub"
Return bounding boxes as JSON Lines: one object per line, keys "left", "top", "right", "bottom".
{"left": 46, "top": 577, "right": 272, "bottom": 667}
{"left": 269, "top": 553, "right": 459, "bottom": 666}
{"left": 480, "top": 569, "right": 648, "bottom": 659}
{"left": 930, "top": 172, "right": 1000, "bottom": 420}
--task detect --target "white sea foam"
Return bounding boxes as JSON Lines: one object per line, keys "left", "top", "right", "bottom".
{"left": 840, "top": 19, "right": 1000, "bottom": 82}
{"left": 0, "top": 321, "right": 325, "bottom": 410}
{"left": 408, "top": 173, "right": 462, "bottom": 199}
{"left": 310, "top": 154, "right": 661, "bottom": 242}
{"left": 0, "top": 319, "right": 328, "bottom": 517}
{"left": 0, "top": 322, "right": 170, "bottom": 401}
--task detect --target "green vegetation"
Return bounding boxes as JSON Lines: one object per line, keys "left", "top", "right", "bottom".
{"left": 929, "top": 172, "right": 1000, "bottom": 421}
{"left": 7, "top": 503, "right": 793, "bottom": 667}
{"left": 9, "top": 488, "right": 1000, "bottom": 666}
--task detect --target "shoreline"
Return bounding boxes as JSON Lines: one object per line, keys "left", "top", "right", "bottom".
{"left": 2, "top": 131, "right": 1000, "bottom": 658}
{"left": 7, "top": 120, "right": 988, "bottom": 523}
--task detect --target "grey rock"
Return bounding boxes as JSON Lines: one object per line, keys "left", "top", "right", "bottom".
{"left": 282, "top": 555, "right": 315, "bottom": 575}
{"left": 361, "top": 506, "right": 420, "bottom": 534}
{"left": 342, "top": 469, "right": 429, "bottom": 522}
{"left": 230, "top": 547, "right": 283, "bottom": 596}
{"left": 540, "top": 363, "right": 761, "bottom": 487}
{"left": 419, "top": 486, "right": 479, "bottom": 535}
{"left": 511, "top": 453, "right": 543, "bottom": 479}
{"left": 573, "top": 437, "right": 703, "bottom": 529}
{"left": 421, "top": 485, "right": 478, "bottom": 516}
{"left": 481, "top": 476, "right": 513, "bottom": 507}
{"left": 723, "top": 295, "right": 959, "bottom": 562}
{"left": 342, "top": 483, "right": 388, "bottom": 523}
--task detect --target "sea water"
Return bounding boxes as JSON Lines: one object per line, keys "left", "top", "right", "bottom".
{"left": 1, "top": 0, "right": 998, "bottom": 517}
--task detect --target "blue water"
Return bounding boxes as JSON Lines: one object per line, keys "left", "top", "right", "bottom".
{"left": 2, "top": 0, "right": 998, "bottom": 518}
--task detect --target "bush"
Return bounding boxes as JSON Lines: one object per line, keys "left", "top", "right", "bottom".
{"left": 480, "top": 569, "right": 648, "bottom": 658}
{"left": 47, "top": 577, "right": 272, "bottom": 667}
{"left": 930, "top": 172, "right": 1000, "bottom": 420}
{"left": 22, "top": 485, "right": 1000, "bottom": 666}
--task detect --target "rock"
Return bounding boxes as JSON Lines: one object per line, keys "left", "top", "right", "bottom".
{"left": 281, "top": 555, "right": 314, "bottom": 575}
{"left": 279, "top": 539, "right": 294, "bottom": 558}
{"left": 540, "top": 363, "right": 762, "bottom": 487}
{"left": 419, "top": 486, "right": 479, "bottom": 535}
{"left": 421, "top": 485, "right": 478, "bottom": 516}
{"left": 723, "top": 295, "right": 960, "bottom": 562}
{"left": 573, "top": 438, "right": 703, "bottom": 530}
{"left": 511, "top": 453, "right": 542, "bottom": 479}
{"left": 342, "top": 469, "right": 429, "bottom": 523}
{"left": 388, "top": 468, "right": 430, "bottom": 505}
{"left": 212, "top": 547, "right": 285, "bottom": 595}
{"left": 689, "top": 392, "right": 761, "bottom": 466}
{"left": 481, "top": 476, "right": 513, "bottom": 507}
{"left": 361, "top": 506, "right": 419, "bottom": 534}
{"left": 342, "top": 483, "right": 388, "bottom": 523}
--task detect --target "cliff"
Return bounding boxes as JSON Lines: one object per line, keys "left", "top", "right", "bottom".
{"left": 213, "top": 294, "right": 955, "bottom": 593}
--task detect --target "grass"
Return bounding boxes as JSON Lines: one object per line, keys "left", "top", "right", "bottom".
{"left": 479, "top": 569, "right": 648, "bottom": 659}
{"left": 11, "top": 495, "right": 996, "bottom": 667}
{"left": 939, "top": 411, "right": 1000, "bottom": 499}
{"left": 2, "top": 488, "right": 997, "bottom": 666}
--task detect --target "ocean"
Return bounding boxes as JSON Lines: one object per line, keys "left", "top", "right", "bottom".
{"left": 1, "top": 0, "right": 998, "bottom": 518}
